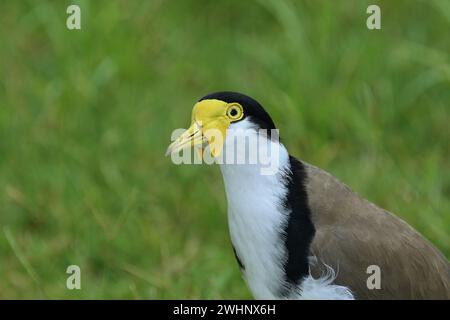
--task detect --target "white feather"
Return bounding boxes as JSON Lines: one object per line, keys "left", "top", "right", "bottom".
{"left": 219, "top": 119, "right": 354, "bottom": 300}
{"left": 289, "top": 261, "right": 354, "bottom": 300}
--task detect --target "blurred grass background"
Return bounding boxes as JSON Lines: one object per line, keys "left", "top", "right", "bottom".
{"left": 0, "top": 0, "right": 449, "bottom": 299}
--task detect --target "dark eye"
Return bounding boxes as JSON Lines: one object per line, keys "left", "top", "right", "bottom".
{"left": 226, "top": 104, "right": 243, "bottom": 121}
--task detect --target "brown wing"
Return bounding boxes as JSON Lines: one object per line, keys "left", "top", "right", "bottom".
{"left": 302, "top": 161, "right": 450, "bottom": 299}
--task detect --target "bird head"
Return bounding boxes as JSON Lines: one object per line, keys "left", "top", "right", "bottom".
{"left": 166, "top": 92, "right": 276, "bottom": 159}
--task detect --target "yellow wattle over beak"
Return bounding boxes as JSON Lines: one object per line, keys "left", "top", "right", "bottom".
{"left": 166, "top": 99, "right": 231, "bottom": 158}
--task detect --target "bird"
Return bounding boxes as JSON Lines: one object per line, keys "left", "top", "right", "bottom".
{"left": 166, "top": 91, "right": 450, "bottom": 300}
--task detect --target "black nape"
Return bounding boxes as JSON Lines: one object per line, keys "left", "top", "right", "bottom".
{"left": 199, "top": 91, "right": 277, "bottom": 131}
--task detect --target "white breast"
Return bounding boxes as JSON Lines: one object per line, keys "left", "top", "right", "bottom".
{"left": 220, "top": 152, "right": 290, "bottom": 299}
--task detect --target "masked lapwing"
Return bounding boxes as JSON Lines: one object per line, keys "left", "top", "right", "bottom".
{"left": 166, "top": 91, "right": 450, "bottom": 300}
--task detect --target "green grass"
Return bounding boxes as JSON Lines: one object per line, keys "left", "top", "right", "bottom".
{"left": 0, "top": 0, "right": 449, "bottom": 299}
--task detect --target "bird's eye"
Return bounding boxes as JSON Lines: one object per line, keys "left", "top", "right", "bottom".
{"left": 226, "top": 103, "right": 243, "bottom": 121}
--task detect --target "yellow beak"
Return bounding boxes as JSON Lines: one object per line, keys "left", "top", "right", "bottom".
{"left": 165, "top": 121, "right": 205, "bottom": 156}
{"left": 166, "top": 99, "right": 231, "bottom": 158}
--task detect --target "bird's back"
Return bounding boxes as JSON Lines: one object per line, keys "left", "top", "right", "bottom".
{"left": 301, "top": 161, "right": 450, "bottom": 299}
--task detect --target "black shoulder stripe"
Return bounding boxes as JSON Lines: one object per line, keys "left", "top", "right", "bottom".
{"left": 280, "top": 156, "right": 316, "bottom": 295}
{"left": 232, "top": 245, "right": 245, "bottom": 270}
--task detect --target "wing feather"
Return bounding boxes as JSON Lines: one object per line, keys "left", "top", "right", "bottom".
{"left": 301, "top": 161, "right": 450, "bottom": 299}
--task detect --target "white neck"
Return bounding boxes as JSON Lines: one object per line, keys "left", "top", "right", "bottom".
{"left": 219, "top": 120, "right": 291, "bottom": 298}
{"left": 218, "top": 119, "right": 354, "bottom": 300}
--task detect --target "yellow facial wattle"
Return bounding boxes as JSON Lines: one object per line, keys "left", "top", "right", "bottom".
{"left": 166, "top": 99, "right": 243, "bottom": 158}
